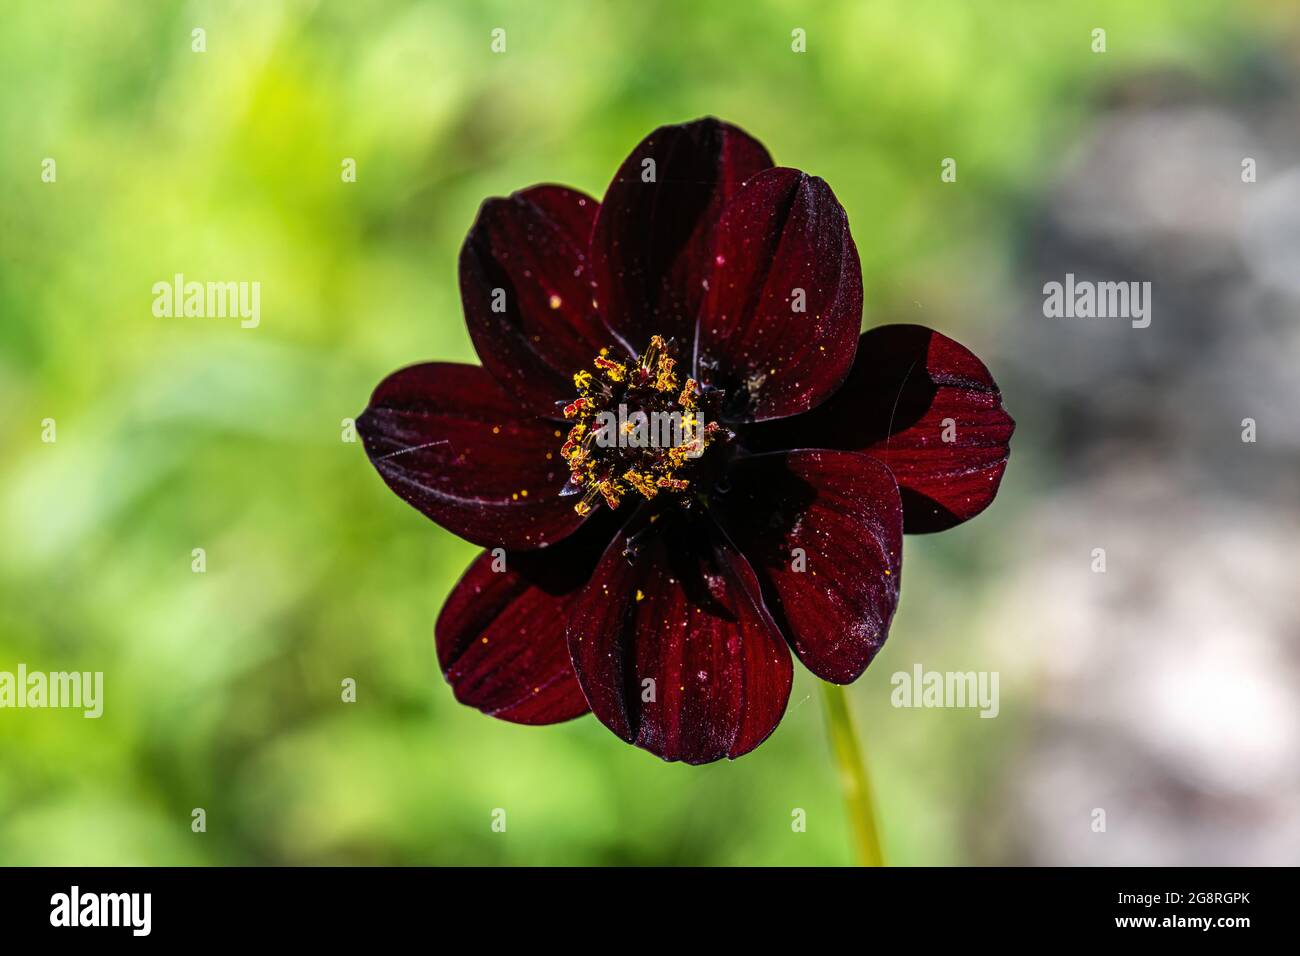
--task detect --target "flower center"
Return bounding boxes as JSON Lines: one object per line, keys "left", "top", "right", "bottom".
{"left": 558, "top": 335, "right": 727, "bottom": 515}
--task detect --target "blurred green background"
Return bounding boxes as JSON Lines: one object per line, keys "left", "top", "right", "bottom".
{"left": 0, "top": 0, "right": 1293, "bottom": 865}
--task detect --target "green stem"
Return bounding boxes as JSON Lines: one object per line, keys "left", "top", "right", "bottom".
{"left": 819, "top": 682, "right": 886, "bottom": 867}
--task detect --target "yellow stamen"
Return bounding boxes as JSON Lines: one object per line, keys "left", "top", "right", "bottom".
{"left": 654, "top": 354, "right": 677, "bottom": 393}
{"left": 594, "top": 356, "right": 626, "bottom": 382}
{"left": 623, "top": 469, "right": 659, "bottom": 500}
{"left": 678, "top": 378, "right": 697, "bottom": 409}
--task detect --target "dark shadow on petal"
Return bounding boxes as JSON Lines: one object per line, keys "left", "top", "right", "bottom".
{"left": 898, "top": 487, "right": 961, "bottom": 533}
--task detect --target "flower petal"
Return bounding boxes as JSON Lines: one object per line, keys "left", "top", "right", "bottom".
{"left": 591, "top": 117, "right": 773, "bottom": 355}
{"left": 752, "top": 324, "right": 1014, "bottom": 533}
{"left": 459, "top": 185, "right": 605, "bottom": 408}
{"left": 566, "top": 513, "right": 792, "bottom": 764}
{"left": 697, "top": 167, "right": 862, "bottom": 421}
{"left": 357, "top": 362, "right": 583, "bottom": 549}
{"left": 436, "top": 516, "right": 620, "bottom": 724}
{"left": 714, "top": 450, "right": 903, "bottom": 683}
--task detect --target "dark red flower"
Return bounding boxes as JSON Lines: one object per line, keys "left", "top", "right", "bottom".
{"left": 358, "top": 118, "right": 1014, "bottom": 763}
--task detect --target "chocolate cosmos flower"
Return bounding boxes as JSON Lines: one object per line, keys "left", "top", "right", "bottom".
{"left": 358, "top": 118, "right": 1014, "bottom": 764}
